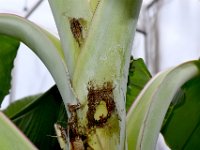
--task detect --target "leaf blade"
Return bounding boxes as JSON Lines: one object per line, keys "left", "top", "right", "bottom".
{"left": 0, "top": 35, "right": 19, "bottom": 105}
{"left": 0, "top": 111, "right": 37, "bottom": 150}
{"left": 126, "top": 58, "right": 151, "bottom": 111}
{"left": 127, "top": 61, "right": 200, "bottom": 150}
{"left": 161, "top": 76, "right": 200, "bottom": 150}
{"left": 0, "top": 13, "right": 78, "bottom": 108}
{"left": 4, "top": 86, "right": 67, "bottom": 150}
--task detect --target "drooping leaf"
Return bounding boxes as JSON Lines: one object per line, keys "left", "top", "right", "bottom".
{"left": 3, "top": 85, "right": 67, "bottom": 150}
{"left": 161, "top": 76, "right": 200, "bottom": 150}
{"left": 127, "top": 60, "right": 200, "bottom": 150}
{"left": 126, "top": 57, "right": 151, "bottom": 111}
{"left": 0, "top": 111, "right": 37, "bottom": 150}
{"left": 0, "top": 14, "right": 77, "bottom": 109}
{"left": 0, "top": 35, "right": 19, "bottom": 105}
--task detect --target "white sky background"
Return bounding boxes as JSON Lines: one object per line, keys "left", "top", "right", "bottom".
{"left": 0, "top": 0, "right": 199, "bottom": 108}
{"left": 133, "top": 0, "right": 200, "bottom": 74}
{"left": 11, "top": 1, "right": 57, "bottom": 102}
{"left": 158, "top": 0, "right": 200, "bottom": 70}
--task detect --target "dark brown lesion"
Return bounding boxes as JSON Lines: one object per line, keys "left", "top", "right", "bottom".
{"left": 67, "top": 103, "right": 94, "bottom": 150}
{"left": 67, "top": 81, "right": 116, "bottom": 149}
{"left": 68, "top": 103, "right": 81, "bottom": 139}
{"left": 87, "top": 81, "right": 116, "bottom": 128}
{"left": 58, "top": 124, "right": 67, "bottom": 143}
{"left": 67, "top": 103, "right": 85, "bottom": 150}
{"left": 69, "top": 18, "right": 84, "bottom": 47}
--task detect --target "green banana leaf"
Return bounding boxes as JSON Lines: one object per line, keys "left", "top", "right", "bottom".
{"left": 127, "top": 60, "right": 200, "bottom": 149}
{"left": 3, "top": 85, "right": 67, "bottom": 150}
{"left": 0, "top": 35, "right": 19, "bottom": 105}
{"left": 126, "top": 57, "right": 152, "bottom": 111}
{"left": 0, "top": 111, "right": 37, "bottom": 150}
{"left": 161, "top": 75, "right": 200, "bottom": 150}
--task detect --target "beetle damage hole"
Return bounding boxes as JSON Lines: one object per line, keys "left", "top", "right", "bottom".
{"left": 87, "top": 81, "right": 115, "bottom": 128}
{"left": 94, "top": 101, "right": 108, "bottom": 121}
{"left": 69, "top": 18, "right": 85, "bottom": 47}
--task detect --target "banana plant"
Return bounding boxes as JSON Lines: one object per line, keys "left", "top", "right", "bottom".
{"left": 0, "top": 0, "right": 142, "bottom": 150}
{"left": 1, "top": 0, "right": 200, "bottom": 150}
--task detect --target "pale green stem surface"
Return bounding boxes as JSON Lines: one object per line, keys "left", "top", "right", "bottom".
{"left": 1, "top": 0, "right": 142, "bottom": 149}
{"left": 71, "top": 0, "right": 142, "bottom": 149}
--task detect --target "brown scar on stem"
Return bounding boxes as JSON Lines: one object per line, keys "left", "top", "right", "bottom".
{"left": 69, "top": 18, "right": 83, "bottom": 47}
{"left": 54, "top": 123, "right": 68, "bottom": 150}
{"left": 59, "top": 125, "right": 67, "bottom": 143}
{"left": 67, "top": 103, "right": 81, "bottom": 138}
{"left": 67, "top": 103, "right": 86, "bottom": 150}
{"left": 56, "top": 124, "right": 67, "bottom": 142}
{"left": 87, "top": 81, "right": 116, "bottom": 128}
